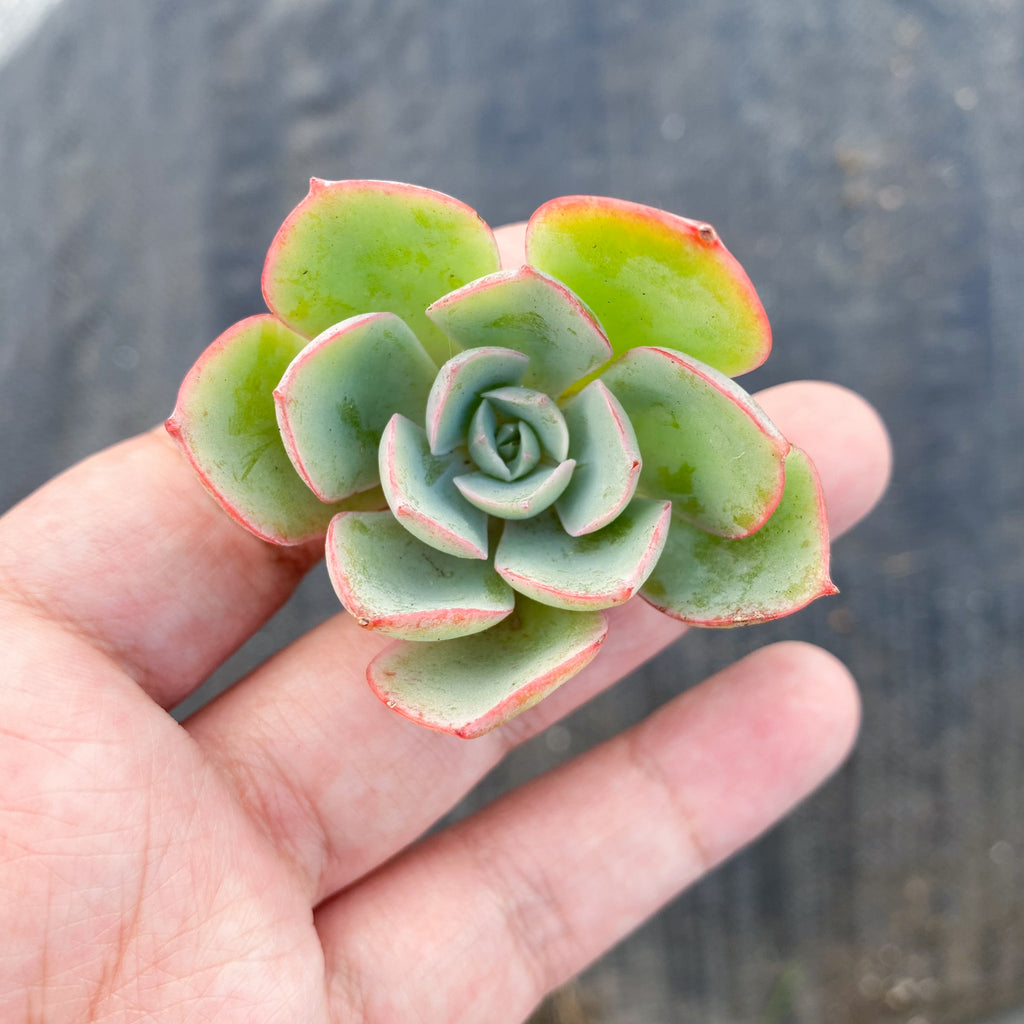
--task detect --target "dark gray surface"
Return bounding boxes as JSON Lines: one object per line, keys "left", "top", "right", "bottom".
{"left": 2, "top": 1, "right": 1022, "bottom": 1021}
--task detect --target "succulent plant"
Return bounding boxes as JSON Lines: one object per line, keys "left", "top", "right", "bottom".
{"left": 167, "top": 179, "right": 836, "bottom": 737}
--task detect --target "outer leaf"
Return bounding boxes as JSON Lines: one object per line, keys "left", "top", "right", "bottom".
{"left": 262, "top": 178, "right": 500, "bottom": 364}
{"left": 454, "top": 460, "right": 576, "bottom": 519}
{"left": 526, "top": 195, "right": 771, "bottom": 376}
{"left": 367, "top": 597, "right": 608, "bottom": 738}
{"left": 556, "top": 379, "right": 641, "bottom": 536}
{"left": 379, "top": 414, "right": 489, "bottom": 559}
{"left": 166, "top": 315, "right": 380, "bottom": 544}
{"left": 425, "top": 265, "right": 613, "bottom": 396}
{"left": 275, "top": 312, "right": 437, "bottom": 501}
{"left": 494, "top": 499, "right": 671, "bottom": 610}
{"left": 600, "top": 347, "right": 789, "bottom": 538}
{"left": 327, "top": 511, "right": 514, "bottom": 640}
{"left": 425, "top": 346, "right": 528, "bottom": 454}
{"left": 640, "top": 446, "right": 837, "bottom": 625}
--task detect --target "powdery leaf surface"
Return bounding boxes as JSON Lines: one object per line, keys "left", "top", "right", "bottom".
{"left": 368, "top": 597, "right": 608, "bottom": 737}
{"left": 640, "top": 446, "right": 836, "bottom": 625}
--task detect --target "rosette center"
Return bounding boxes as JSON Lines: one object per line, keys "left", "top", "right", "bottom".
{"left": 466, "top": 385, "right": 568, "bottom": 483}
{"left": 468, "top": 400, "right": 541, "bottom": 481}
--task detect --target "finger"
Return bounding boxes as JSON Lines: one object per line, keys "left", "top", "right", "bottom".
{"left": 317, "top": 642, "right": 859, "bottom": 1022}
{"left": 758, "top": 379, "right": 892, "bottom": 539}
{"left": 188, "top": 380, "right": 890, "bottom": 902}
{"left": 0, "top": 428, "right": 321, "bottom": 707}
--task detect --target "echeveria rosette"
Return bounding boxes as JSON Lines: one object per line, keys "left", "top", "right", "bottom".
{"left": 167, "top": 179, "right": 837, "bottom": 739}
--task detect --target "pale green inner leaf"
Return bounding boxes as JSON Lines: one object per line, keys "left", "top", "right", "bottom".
{"left": 454, "top": 460, "right": 576, "bottom": 520}
{"left": 426, "top": 346, "right": 528, "bottom": 454}
{"left": 426, "top": 266, "right": 612, "bottom": 396}
{"left": 601, "top": 348, "right": 785, "bottom": 537}
{"left": 556, "top": 379, "right": 641, "bottom": 536}
{"left": 279, "top": 313, "right": 437, "bottom": 501}
{"left": 328, "top": 511, "right": 513, "bottom": 640}
{"left": 495, "top": 499, "right": 670, "bottom": 610}
{"left": 505, "top": 422, "right": 541, "bottom": 479}
{"left": 380, "top": 414, "right": 489, "bottom": 559}
{"left": 482, "top": 386, "right": 570, "bottom": 462}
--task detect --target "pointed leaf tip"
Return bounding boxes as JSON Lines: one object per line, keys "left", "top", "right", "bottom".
{"left": 526, "top": 195, "right": 771, "bottom": 376}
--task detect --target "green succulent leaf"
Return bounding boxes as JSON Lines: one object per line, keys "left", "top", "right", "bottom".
{"left": 453, "top": 460, "right": 576, "bottom": 519}
{"left": 426, "top": 346, "right": 528, "bottom": 455}
{"left": 494, "top": 499, "right": 671, "bottom": 610}
{"left": 275, "top": 312, "right": 437, "bottom": 501}
{"left": 425, "top": 265, "right": 613, "bottom": 396}
{"left": 327, "top": 511, "right": 514, "bottom": 640}
{"left": 166, "top": 315, "right": 381, "bottom": 544}
{"left": 640, "top": 446, "right": 837, "bottom": 625}
{"left": 262, "top": 178, "right": 500, "bottom": 364}
{"left": 166, "top": 178, "right": 830, "bottom": 738}
{"left": 556, "top": 379, "right": 641, "bottom": 536}
{"left": 526, "top": 195, "right": 771, "bottom": 376}
{"left": 600, "top": 346, "right": 789, "bottom": 538}
{"left": 367, "top": 596, "right": 608, "bottom": 738}
{"left": 379, "top": 414, "right": 489, "bottom": 559}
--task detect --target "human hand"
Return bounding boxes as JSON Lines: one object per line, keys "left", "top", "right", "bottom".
{"left": 0, "top": 224, "right": 890, "bottom": 1023}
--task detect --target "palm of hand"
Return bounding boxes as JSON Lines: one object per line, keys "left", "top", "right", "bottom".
{"left": 0, "top": 227, "right": 890, "bottom": 1023}
{"left": 3, "top": 664, "right": 328, "bottom": 1019}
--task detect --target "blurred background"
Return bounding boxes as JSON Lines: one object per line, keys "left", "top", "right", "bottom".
{"left": 1, "top": 1, "right": 1022, "bottom": 1021}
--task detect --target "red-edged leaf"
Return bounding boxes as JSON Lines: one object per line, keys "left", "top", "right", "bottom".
{"left": 640, "top": 446, "right": 837, "bottom": 625}
{"left": 600, "top": 346, "right": 789, "bottom": 538}
{"left": 379, "top": 414, "right": 489, "bottom": 559}
{"left": 494, "top": 499, "right": 671, "bottom": 610}
{"left": 275, "top": 312, "right": 437, "bottom": 501}
{"left": 166, "top": 315, "right": 381, "bottom": 544}
{"left": 327, "top": 511, "right": 514, "bottom": 640}
{"left": 526, "top": 195, "right": 770, "bottom": 376}
{"left": 426, "top": 265, "right": 612, "bottom": 396}
{"left": 263, "top": 178, "right": 500, "bottom": 364}
{"left": 368, "top": 597, "right": 608, "bottom": 738}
